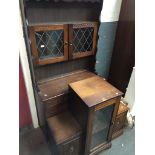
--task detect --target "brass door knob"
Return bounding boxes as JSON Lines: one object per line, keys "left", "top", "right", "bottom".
{"left": 64, "top": 42, "right": 68, "bottom": 45}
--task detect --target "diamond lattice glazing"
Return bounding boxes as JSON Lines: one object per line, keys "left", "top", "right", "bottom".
{"left": 35, "top": 30, "right": 64, "bottom": 59}
{"left": 73, "top": 27, "right": 94, "bottom": 54}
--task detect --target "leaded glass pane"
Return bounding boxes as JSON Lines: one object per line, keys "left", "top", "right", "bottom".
{"left": 73, "top": 27, "right": 94, "bottom": 54}
{"left": 35, "top": 30, "right": 64, "bottom": 59}
{"left": 90, "top": 104, "right": 114, "bottom": 150}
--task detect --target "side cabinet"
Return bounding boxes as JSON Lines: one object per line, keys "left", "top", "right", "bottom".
{"left": 28, "top": 22, "right": 98, "bottom": 66}
{"left": 69, "top": 76, "right": 123, "bottom": 155}
{"left": 86, "top": 97, "right": 121, "bottom": 155}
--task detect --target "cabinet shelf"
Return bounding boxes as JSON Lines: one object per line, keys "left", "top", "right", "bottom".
{"left": 47, "top": 110, "right": 82, "bottom": 145}
{"left": 26, "top": 1, "right": 101, "bottom": 25}
{"left": 28, "top": 21, "right": 97, "bottom": 27}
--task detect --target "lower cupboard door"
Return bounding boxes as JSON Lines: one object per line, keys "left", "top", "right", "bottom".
{"left": 90, "top": 104, "right": 115, "bottom": 150}
{"left": 60, "top": 137, "right": 81, "bottom": 155}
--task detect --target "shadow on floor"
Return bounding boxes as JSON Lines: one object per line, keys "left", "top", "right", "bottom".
{"left": 19, "top": 127, "right": 51, "bottom": 155}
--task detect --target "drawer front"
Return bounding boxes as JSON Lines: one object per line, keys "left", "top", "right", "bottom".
{"left": 59, "top": 137, "right": 82, "bottom": 155}
{"left": 44, "top": 94, "right": 68, "bottom": 118}
{"left": 113, "top": 112, "right": 127, "bottom": 132}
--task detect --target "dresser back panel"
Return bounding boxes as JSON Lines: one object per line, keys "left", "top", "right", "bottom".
{"left": 26, "top": 1, "right": 102, "bottom": 24}
{"left": 35, "top": 57, "right": 95, "bottom": 81}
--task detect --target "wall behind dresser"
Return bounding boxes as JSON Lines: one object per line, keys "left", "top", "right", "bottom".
{"left": 95, "top": 0, "right": 122, "bottom": 78}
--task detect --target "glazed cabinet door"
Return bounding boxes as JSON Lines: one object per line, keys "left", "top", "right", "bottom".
{"left": 90, "top": 104, "right": 114, "bottom": 152}
{"left": 69, "top": 22, "right": 98, "bottom": 59}
{"left": 29, "top": 25, "right": 68, "bottom": 66}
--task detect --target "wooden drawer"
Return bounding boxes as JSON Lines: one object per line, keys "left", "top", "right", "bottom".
{"left": 59, "top": 137, "right": 82, "bottom": 155}
{"left": 113, "top": 112, "right": 127, "bottom": 132}
{"left": 44, "top": 94, "right": 69, "bottom": 118}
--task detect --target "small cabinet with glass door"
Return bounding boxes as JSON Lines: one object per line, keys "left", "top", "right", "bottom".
{"left": 69, "top": 76, "right": 123, "bottom": 155}
{"left": 28, "top": 22, "right": 98, "bottom": 66}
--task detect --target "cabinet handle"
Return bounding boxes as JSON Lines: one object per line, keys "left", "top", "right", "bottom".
{"left": 69, "top": 42, "right": 73, "bottom": 46}
{"left": 64, "top": 42, "right": 68, "bottom": 45}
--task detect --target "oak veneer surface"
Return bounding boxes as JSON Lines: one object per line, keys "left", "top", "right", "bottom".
{"left": 47, "top": 111, "right": 81, "bottom": 145}
{"left": 112, "top": 102, "right": 128, "bottom": 139}
{"left": 69, "top": 76, "right": 123, "bottom": 107}
{"left": 38, "top": 70, "right": 96, "bottom": 101}
{"left": 26, "top": 2, "right": 102, "bottom": 25}
{"left": 117, "top": 102, "right": 129, "bottom": 115}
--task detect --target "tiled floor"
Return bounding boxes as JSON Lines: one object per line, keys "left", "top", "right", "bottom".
{"left": 19, "top": 126, "right": 135, "bottom": 155}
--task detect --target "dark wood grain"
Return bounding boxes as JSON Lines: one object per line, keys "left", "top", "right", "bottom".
{"left": 28, "top": 26, "right": 39, "bottom": 65}
{"left": 26, "top": 1, "right": 102, "bottom": 24}
{"left": 35, "top": 56, "right": 95, "bottom": 81}
{"left": 69, "top": 89, "right": 89, "bottom": 130}
{"left": 107, "top": 97, "right": 120, "bottom": 142}
{"left": 113, "top": 112, "right": 127, "bottom": 132}
{"left": 44, "top": 94, "right": 69, "bottom": 118}
{"left": 108, "top": 0, "right": 135, "bottom": 93}
{"left": 112, "top": 129, "right": 123, "bottom": 139}
{"left": 117, "top": 102, "right": 129, "bottom": 115}
{"left": 69, "top": 75, "right": 123, "bottom": 155}
{"left": 71, "top": 22, "right": 98, "bottom": 60}
{"left": 47, "top": 111, "right": 82, "bottom": 145}
{"left": 89, "top": 142, "right": 111, "bottom": 155}
{"left": 69, "top": 76, "right": 123, "bottom": 107}
{"left": 23, "top": 1, "right": 105, "bottom": 154}
{"left": 59, "top": 136, "right": 82, "bottom": 155}
{"left": 38, "top": 70, "right": 96, "bottom": 101}
{"left": 28, "top": 24, "right": 69, "bottom": 66}
{"left": 112, "top": 102, "right": 128, "bottom": 139}
{"left": 69, "top": 24, "right": 73, "bottom": 60}
{"left": 84, "top": 107, "right": 95, "bottom": 155}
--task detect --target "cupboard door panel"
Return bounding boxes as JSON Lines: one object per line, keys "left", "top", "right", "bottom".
{"left": 29, "top": 24, "right": 68, "bottom": 66}
{"left": 90, "top": 104, "right": 114, "bottom": 150}
{"left": 113, "top": 112, "right": 127, "bottom": 132}
{"left": 62, "top": 137, "right": 81, "bottom": 155}
{"left": 69, "top": 22, "right": 98, "bottom": 59}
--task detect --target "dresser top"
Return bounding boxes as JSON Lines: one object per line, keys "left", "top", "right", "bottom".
{"left": 69, "top": 76, "right": 123, "bottom": 107}
{"left": 38, "top": 70, "right": 96, "bottom": 101}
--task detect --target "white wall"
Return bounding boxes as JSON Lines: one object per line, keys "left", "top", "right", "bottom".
{"left": 124, "top": 67, "right": 135, "bottom": 115}
{"left": 19, "top": 12, "right": 39, "bottom": 128}
{"left": 100, "top": 0, "right": 122, "bottom": 22}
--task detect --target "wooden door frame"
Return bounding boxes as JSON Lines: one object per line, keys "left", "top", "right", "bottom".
{"left": 29, "top": 24, "right": 69, "bottom": 66}
{"left": 69, "top": 22, "right": 98, "bottom": 60}
{"left": 84, "top": 96, "right": 121, "bottom": 155}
